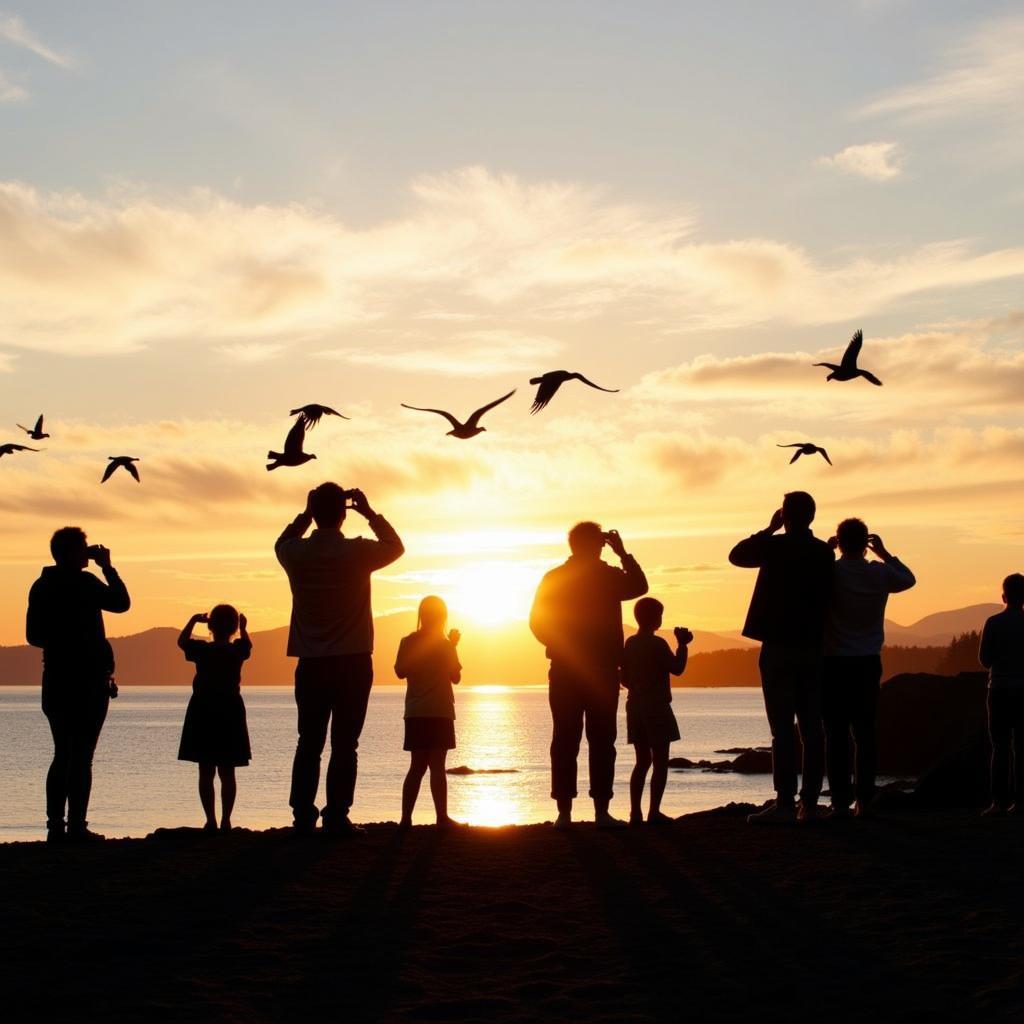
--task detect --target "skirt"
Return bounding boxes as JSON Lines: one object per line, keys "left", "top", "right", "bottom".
{"left": 404, "top": 716, "right": 456, "bottom": 751}
{"left": 626, "top": 701, "right": 680, "bottom": 747}
{"left": 178, "top": 693, "right": 251, "bottom": 766}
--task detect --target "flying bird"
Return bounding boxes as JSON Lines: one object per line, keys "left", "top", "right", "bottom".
{"left": 267, "top": 416, "right": 317, "bottom": 470}
{"left": 401, "top": 390, "right": 517, "bottom": 439}
{"left": 102, "top": 456, "right": 141, "bottom": 482}
{"left": 528, "top": 371, "right": 619, "bottom": 414}
{"left": 778, "top": 443, "right": 832, "bottom": 466}
{"left": 289, "top": 404, "right": 349, "bottom": 428}
{"left": 814, "top": 329, "right": 882, "bottom": 386}
{"left": 17, "top": 415, "right": 50, "bottom": 441}
{"left": 0, "top": 443, "right": 40, "bottom": 458}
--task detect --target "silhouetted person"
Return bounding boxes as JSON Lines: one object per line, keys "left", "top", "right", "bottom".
{"left": 530, "top": 522, "right": 648, "bottom": 828}
{"left": 396, "top": 596, "right": 463, "bottom": 829}
{"left": 823, "top": 520, "right": 915, "bottom": 819}
{"left": 979, "top": 573, "right": 1024, "bottom": 816}
{"left": 730, "top": 492, "right": 833, "bottom": 824}
{"left": 622, "top": 597, "right": 691, "bottom": 826}
{"left": 177, "top": 605, "right": 253, "bottom": 832}
{"left": 26, "top": 527, "right": 130, "bottom": 842}
{"left": 276, "top": 484, "right": 404, "bottom": 835}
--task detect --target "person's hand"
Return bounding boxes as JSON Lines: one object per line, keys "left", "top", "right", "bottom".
{"left": 867, "top": 534, "right": 891, "bottom": 561}
{"left": 448, "top": 628, "right": 461, "bottom": 646}
{"left": 828, "top": 535, "right": 839, "bottom": 551}
{"left": 92, "top": 545, "right": 112, "bottom": 569}
{"left": 303, "top": 489, "right": 317, "bottom": 517}
{"left": 674, "top": 626, "right": 694, "bottom": 647}
{"left": 195, "top": 612, "right": 209, "bottom": 624}
{"left": 766, "top": 508, "right": 785, "bottom": 534}
{"left": 238, "top": 613, "right": 248, "bottom": 631}
{"left": 349, "top": 488, "right": 374, "bottom": 519}
{"left": 603, "top": 529, "right": 627, "bottom": 558}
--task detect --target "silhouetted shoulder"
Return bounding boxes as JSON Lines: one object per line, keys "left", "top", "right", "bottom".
{"left": 233, "top": 638, "right": 253, "bottom": 660}
{"left": 182, "top": 638, "right": 207, "bottom": 663}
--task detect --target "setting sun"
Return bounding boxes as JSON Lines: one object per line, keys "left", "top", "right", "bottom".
{"left": 446, "top": 560, "right": 539, "bottom": 626}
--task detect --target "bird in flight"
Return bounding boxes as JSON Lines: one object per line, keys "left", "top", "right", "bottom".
{"left": 814, "top": 330, "right": 882, "bottom": 385}
{"left": 102, "top": 456, "right": 141, "bottom": 482}
{"left": 0, "top": 443, "right": 40, "bottom": 458}
{"left": 267, "top": 417, "right": 317, "bottom": 470}
{"left": 528, "top": 371, "right": 619, "bottom": 414}
{"left": 289, "top": 404, "right": 349, "bottom": 428}
{"left": 778, "top": 443, "right": 832, "bottom": 466}
{"left": 401, "top": 390, "right": 517, "bottom": 439}
{"left": 17, "top": 415, "right": 50, "bottom": 441}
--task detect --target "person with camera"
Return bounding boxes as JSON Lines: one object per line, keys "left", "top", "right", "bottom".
{"left": 275, "top": 483, "right": 404, "bottom": 836}
{"left": 26, "top": 527, "right": 131, "bottom": 842}
{"left": 530, "top": 521, "right": 648, "bottom": 828}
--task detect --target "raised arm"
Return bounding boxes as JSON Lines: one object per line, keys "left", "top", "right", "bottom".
{"left": 350, "top": 490, "right": 405, "bottom": 569}
{"left": 729, "top": 509, "right": 784, "bottom": 568}
{"left": 604, "top": 530, "right": 648, "bottom": 600}
{"left": 178, "top": 612, "right": 208, "bottom": 650}
{"left": 669, "top": 628, "right": 693, "bottom": 675}
{"left": 91, "top": 547, "right": 131, "bottom": 613}
{"left": 275, "top": 491, "right": 315, "bottom": 564}
{"left": 867, "top": 535, "right": 916, "bottom": 594}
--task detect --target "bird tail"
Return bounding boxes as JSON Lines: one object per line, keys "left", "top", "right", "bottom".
{"left": 529, "top": 401, "right": 544, "bottom": 415}
{"left": 268, "top": 450, "right": 282, "bottom": 460}
{"left": 266, "top": 462, "right": 279, "bottom": 471}
{"left": 529, "top": 376, "right": 543, "bottom": 385}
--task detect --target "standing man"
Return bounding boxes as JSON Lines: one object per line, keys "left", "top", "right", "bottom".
{"left": 276, "top": 484, "right": 404, "bottom": 835}
{"left": 530, "top": 522, "right": 648, "bottom": 828}
{"left": 26, "top": 527, "right": 131, "bottom": 842}
{"left": 824, "top": 519, "right": 915, "bottom": 819}
{"left": 729, "top": 492, "right": 834, "bottom": 825}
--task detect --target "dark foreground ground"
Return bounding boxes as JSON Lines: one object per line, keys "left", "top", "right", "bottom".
{"left": 2, "top": 810, "right": 1022, "bottom": 1023}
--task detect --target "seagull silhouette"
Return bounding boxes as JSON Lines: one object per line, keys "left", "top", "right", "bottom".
{"left": 0, "top": 442, "right": 41, "bottom": 458}
{"left": 102, "top": 456, "right": 141, "bottom": 482}
{"left": 778, "top": 443, "right": 832, "bottom": 466}
{"left": 401, "top": 390, "right": 517, "bottom": 439}
{"left": 529, "top": 371, "right": 619, "bottom": 414}
{"left": 17, "top": 415, "right": 49, "bottom": 441}
{"left": 814, "top": 330, "right": 882, "bottom": 385}
{"left": 267, "top": 416, "right": 317, "bottom": 470}
{"left": 289, "top": 404, "right": 349, "bottom": 428}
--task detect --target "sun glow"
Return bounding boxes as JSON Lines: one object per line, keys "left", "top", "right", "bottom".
{"left": 446, "top": 560, "right": 539, "bottom": 626}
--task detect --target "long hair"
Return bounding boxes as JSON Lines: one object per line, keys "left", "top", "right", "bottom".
{"left": 416, "top": 595, "right": 448, "bottom": 633}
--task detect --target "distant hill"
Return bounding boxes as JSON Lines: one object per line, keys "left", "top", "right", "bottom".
{"left": 883, "top": 604, "right": 1001, "bottom": 647}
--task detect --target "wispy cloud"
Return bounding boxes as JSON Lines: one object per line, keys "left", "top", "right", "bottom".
{"left": 818, "top": 141, "right": 904, "bottom": 181}
{"left": 0, "top": 65, "right": 24, "bottom": 102}
{"left": 216, "top": 341, "right": 287, "bottom": 364}
{"left": 0, "top": 14, "right": 73, "bottom": 68}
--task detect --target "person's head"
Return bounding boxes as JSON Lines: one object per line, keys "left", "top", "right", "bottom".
{"left": 1003, "top": 573, "right": 1024, "bottom": 608}
{"left": 568, "top": 521, "right": 605, "bottom": 560}
{"left": 634, "top": 596, "right": 664, "bottom": 632}
{"left": 417, "top": 595, "right": 448, "bottom": 633}
{"left": 309, "top": 482, "right": 348, "bottom": 530}
{"left": 782, "top": 491, "right": 816, "bottom": 531}
{"left": 208, "top": 603, "right": 240, "bottom": 640}
{"left": 50, "top": 526, "right": 89, "bottom": 569}
{"left": 836, "top": 517, "right": 869, "bottom": 558}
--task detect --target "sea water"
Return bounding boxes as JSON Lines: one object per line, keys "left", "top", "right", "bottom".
{"left": 0, "top": 686, "right": 774, "bottom": 841}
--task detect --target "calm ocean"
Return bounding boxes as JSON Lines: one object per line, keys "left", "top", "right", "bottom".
{"left": 0, "top": 685, "right": 774, "bottom": 841}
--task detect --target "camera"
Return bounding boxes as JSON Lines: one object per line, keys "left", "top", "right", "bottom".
{"left": 86, "top": 544, "right": 103, "bottom": 561}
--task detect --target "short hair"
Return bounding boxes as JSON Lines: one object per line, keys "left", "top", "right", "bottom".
{"left": 634, "top": 597, "right": 664, "bottom": 629}
{"left": 309, "top": 483, "right": 347, "bottom": 528}
{"left": 208, "top": 604, "right": 239, "bottom": 637}
{"left": 568, "top": 521, "right": 604, "bottom": 555}
{"left": 1004, "top": 574, "right": 1024, "bottom": 605}
{"left": 782, "top": 491, "right": 816, "bottom": 529}
{"left": 50, "top": 526, "right": 87, "bottom": 566}
{"left": 836, "top": 518, "right": 869, "bottom": 555}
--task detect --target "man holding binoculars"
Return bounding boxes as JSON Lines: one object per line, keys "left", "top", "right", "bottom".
{"left": 26, "top": 527, "right": 131, "bottom": 842}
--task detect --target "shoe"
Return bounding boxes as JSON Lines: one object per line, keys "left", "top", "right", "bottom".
{"left": 595, "top": 812, "right": 628, "bottom": 829}
{"left": 853, "top": 801, "right": 874, "bottom": 820}
{"left": 436, "top": 817, "right": 467, "bottom": 830}
{"left": 629, "top": 813, "right": 644, "bottom": 828}
{"left": 747, "top": 801, "right": 797, "bottom": 826}
{"left": 646, "top": 811, "right": 674, "bottom": 827}
{"left": 66, "top": 826, "right": 105, "bottom": 843}
{"left": 553, "top": 812, "right": 572, "bottom": 830}
{"left": 46, "top": 821, "right": 65, "bottom": 844}
{"left": 797, "top": 802, "right": 823, "bottom": 824}
{"left": 323, "top": 817, "right": 365, "bottom": 838}
{"left": 981, "top": 803, "right": 1008, "bottom": 818}
{"left": 826, "top": 805, "right": 853, "bottom": 822}
{"left": 291, "top": 821, "right": 317, "bottom": 837}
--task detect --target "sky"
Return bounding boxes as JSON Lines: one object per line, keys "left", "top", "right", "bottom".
{"left": 1, "top": 1, "right": 1024, "bottom": 647}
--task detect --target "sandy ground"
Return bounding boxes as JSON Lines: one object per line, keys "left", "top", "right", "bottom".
{"left": 2, "top": 810, "right": 1022, "bottom": 1023}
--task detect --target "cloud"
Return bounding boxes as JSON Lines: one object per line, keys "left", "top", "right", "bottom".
{"left": 817, "top": 142, "right": 904, "bottom": 181}
{"left": 0, "top": 15, "right": 73, "bottom": 67}
{"left": 0, "top": 66, "right": 25, "bottom": 102}
{"left": 859, "top": 16, "right": 1024, "bottom": 121}
{"left": 216, "top": 341, "right": 287, "bottom": 363}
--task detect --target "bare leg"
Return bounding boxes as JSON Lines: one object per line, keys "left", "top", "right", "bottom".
{"left": 401, "top": 751, "right": 429, "bottom": 826}
{"left": 428, "top": 749, "right": 451, "bottom": 825}
{"left": 630, "top": 745, "right": 652, "bottom": 823}
{"left": 198, "top": 763, "right": 217, "bottom": 829}
{"left": 649, "top": 743, "right": 670, "bottom": 821}
{"left": 218, "top": 765, "right": 236, "bottom": 830}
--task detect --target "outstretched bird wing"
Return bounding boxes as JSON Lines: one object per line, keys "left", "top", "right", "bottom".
{"left": 818, "top": 448, "right": 832, "bottom": 465}
{"left": 840, "top": 329, "right": 863, "bottom": 371}
{"left": 777, "top": 443, "right": 804, "bottom": 448}
{"left": 571, "top": 373, "right": 620, "bottom": 394}
{"left": 789, "top": 450, "right": 803, "bottom": 464}
{"left": 530, "top": 375, "right": 563, "bottom": 414}
{"left": 401, "top": 404, "right": 464, "bottom": 431}
{"left": 34, "top": 414, "right": 44, "bottom": 433}
{"left": 125, "top": 461, "right": 141, "bottom": 482}
{"left": 466, "top": 389, "right": 517, "bottom": 429}
{"left": 859, "top": 370, "right": 883, "bottom": 386}
{"left": 15, "top": 424, "right": 30, "bottom": 435}
{"left": 290, "top": 404, "right": 349, "bottom": 427}
{"left": 101, "top": 460, "right": 118, "bottom": 482}
{"left": 283, "top": 416, "right": 307, "bottom": 456}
